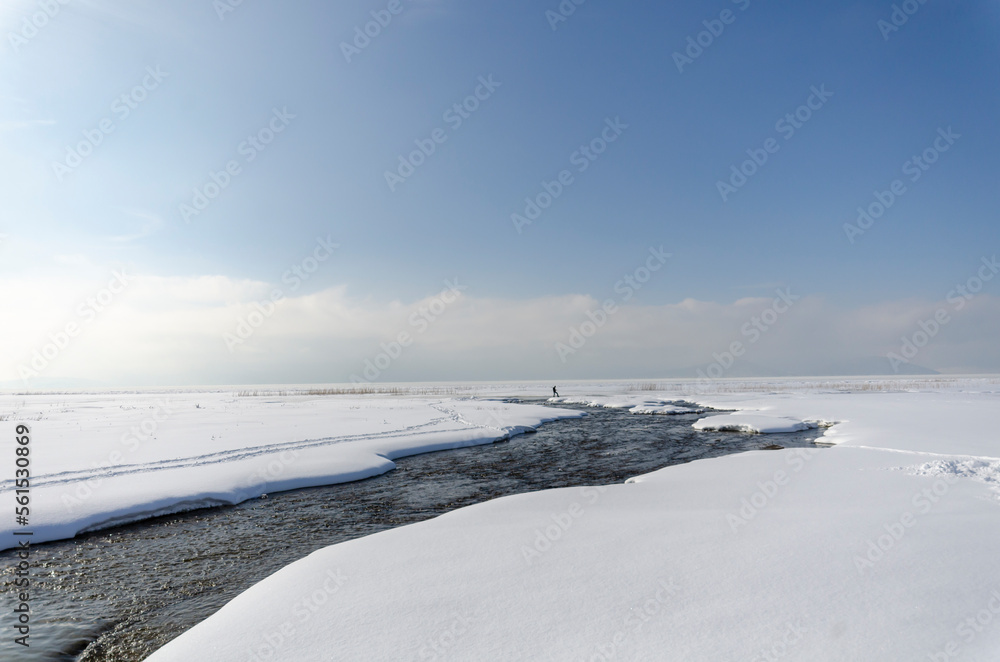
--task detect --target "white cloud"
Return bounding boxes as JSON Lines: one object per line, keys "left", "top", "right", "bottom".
{"left": 2, "top": 273, "right": 999, "bottom": 387}
{"left": 52, "top": 253, "right": 95, "bottom": 268}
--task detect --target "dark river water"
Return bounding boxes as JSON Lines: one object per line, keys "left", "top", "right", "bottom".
{"left": 0, "top": 401, "right": 825, "bottom": 661}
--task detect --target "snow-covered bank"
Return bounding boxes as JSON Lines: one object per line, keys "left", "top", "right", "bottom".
{"left": 0, "top": 392, "right": 582, "bottom": 551}
{"left": 146, "top": 381, "right": 1000, "bottom": 661}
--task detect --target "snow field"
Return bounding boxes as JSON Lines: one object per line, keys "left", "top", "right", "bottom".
{"left": 0, "top": 391, "right": 581, "bottom": 551}
{"left": 146, "top": 381, "right": 1000, "bottom": 661}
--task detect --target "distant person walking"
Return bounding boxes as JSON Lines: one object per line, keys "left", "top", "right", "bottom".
{"left": 552, "top": 386, "right": 559, "bottom": 397}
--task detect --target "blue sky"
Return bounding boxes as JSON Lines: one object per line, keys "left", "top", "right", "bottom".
{"left": 1, "top": 0, "right": 999, "bottom": 385}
